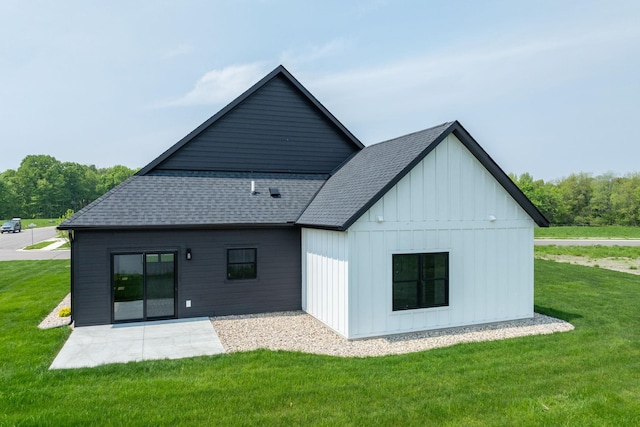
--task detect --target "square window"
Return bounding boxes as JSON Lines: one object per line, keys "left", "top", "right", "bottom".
{"left": 227, "top": 248, "right": 257, "bottom": 280}
{"left": 393, "top": 252, "right": 448, "bottom": 311}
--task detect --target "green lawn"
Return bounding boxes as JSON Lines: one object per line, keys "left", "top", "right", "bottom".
{"left": 23, "top": 240, "right": 69, "bottom": 251}
{"left": 23, "top": 240, "right": 56, "bottom": 250}
{"left": 535, "top": 225, "right": 640, "bottom": 239}
{"left": 1, "top": 260, "right": 639, "bottom": 425}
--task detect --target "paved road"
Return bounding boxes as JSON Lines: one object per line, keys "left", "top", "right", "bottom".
{"left": 2, "top": 229, "right": 637, "bottom": 260}
{"left": 535, "top": 239, "right": 640, "bottom": 246}
{"left": 0, "top": 226, "right": 70, "bottom": 261}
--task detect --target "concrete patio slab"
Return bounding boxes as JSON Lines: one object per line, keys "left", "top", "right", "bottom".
{"left": 50, "top": 317, "right": 225, "bottom": 369}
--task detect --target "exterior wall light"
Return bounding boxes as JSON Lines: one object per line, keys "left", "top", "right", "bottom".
{"left": 186, "top": 248, "right": 192, "bottom": 260}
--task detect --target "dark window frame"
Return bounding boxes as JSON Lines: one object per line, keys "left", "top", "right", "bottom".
{"left": 392, "top": 252, "right": 449, "bottom": 311}
{"left": 111, "top": 250, "right": 177, "bottom": 323}
{"left": 227, "top": 248, "right": 258, "bottom": 280}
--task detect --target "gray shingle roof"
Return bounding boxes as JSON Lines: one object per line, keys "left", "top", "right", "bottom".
{"left": 296, "top": 120, "right": 549, "bottom": 229}
{"left": 296, "top": 122, "right": 455, "bottom": 230}
{"left": 59, "top": 172, "right": 326, "bottom": 229}
{"left": 59, "top": 120, "right": 548, "bottom": 231}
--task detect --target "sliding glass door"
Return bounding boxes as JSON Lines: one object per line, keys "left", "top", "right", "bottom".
{"left": 145, "top": 253, "right": 176, "bottom": 318}
{"left": 113, "top": 252, "right": 176, "bottom": 322}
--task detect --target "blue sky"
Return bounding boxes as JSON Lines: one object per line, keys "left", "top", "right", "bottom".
{"left": 1, "top": 0, "right": 638, "bottom": 181}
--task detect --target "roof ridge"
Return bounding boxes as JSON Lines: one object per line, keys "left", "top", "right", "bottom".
{"left": 366, "top": 121, "right": 456, "bottom": 149}
{"left": 148, "top": 170, "right": 329, "bottom": 179}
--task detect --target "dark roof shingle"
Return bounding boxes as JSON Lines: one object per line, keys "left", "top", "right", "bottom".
{"left": 59, "top": 120, "right": 548, "bottom": 230}
{"left": 296, "top": 122, "right": 455, "bottom": 229}
{"left": 297, "top": 120, "right": 548, "bottom": 229}
{"left": 59, "top": 172, "right": 326, "bottom": 229}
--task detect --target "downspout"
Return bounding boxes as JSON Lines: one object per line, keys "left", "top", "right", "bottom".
{"left": 68, "top": 230, "right": 74, "bottom": 325}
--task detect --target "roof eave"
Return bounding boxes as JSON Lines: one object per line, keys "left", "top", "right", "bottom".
{"left": 296, "top": 223, "right": 345, "bottom": 232}
{"left": 58, "top": 222, "right": 298, "bottom": 231}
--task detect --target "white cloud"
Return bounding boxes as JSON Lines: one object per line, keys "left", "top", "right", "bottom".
{"left": 156, "top": 62, "right": 270, "bottom": 108}
{"left": 278, "top": 39, "right": 351, "bottom": 67}
{"left": 309, "top": 22, "right": 640, "bottom": 122}
{"left": 154, "top": 40, "right": 351, "bottom": 109}
{"left": 162, "top": 44, "right": 195, "bottom": 59}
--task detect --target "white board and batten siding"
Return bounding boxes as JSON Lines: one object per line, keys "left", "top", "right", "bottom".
{"left": 302, "top": 134, "right": 535, "bottom": 339}
{"left": 301, "top": 228, "right": 350, "bottom": 337}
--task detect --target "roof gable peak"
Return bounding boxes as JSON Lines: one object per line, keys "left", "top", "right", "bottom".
{"left": 137, "top": 65, "right": 363, "bottom": 176}
{"left": 297, "top": 120, "right": 549, "bottom": 229}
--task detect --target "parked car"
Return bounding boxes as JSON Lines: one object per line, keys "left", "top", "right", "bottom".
{"left": 1, "top": 218, "right": 22, "bottom": 233}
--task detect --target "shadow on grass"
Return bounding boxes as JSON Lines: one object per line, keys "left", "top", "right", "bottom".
{"left": 534, "top": 305, "right": 582, "bottom": 322}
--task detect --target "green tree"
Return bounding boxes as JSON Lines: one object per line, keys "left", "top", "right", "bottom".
{"left": 97, "top": 165, "right": 136, "bottom": 195}
{"left": 611, "top": 174, "right": 640, "bottom": 226}
{"left": 61, "top": 162, "right": 99, "bottom": 212}
{"left": 0, "top": 170, "right": 20, "bottom": 218}
{"left": 556, "top": 173, "right": 593, "bottom": 225}
{"left": 589, "top": 172, "right": 616, "bottom": 225}
{"left": 13, "top": 155, "right": 66, "bottom": 218}
{"left": 1, "top": 156, "right": 136, "bottom": 219}
{"left": 509, "top": 173, "right": 563, "bottom": 224}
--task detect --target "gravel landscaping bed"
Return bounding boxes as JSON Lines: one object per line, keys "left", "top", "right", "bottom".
{"left": 537, "top": 254, "right": 640, "bottom": 275}
{"left": 211, "top": 311, "right": 574, "bottom": 358}
{"left": 40, "top": 295, "right": 573, "bottom": 358}
{"left": 38, "top": 293, "right": 72, "bottom": 329}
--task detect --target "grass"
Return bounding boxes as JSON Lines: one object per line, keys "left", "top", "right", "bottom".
{"left": 23, "top": 240, "right": 69, "bottom": 251}
{"left": 1, "top": 260, "right": 639, "bottom": 425}
{"left": 23, "top": 240, "right": 56, "bottom": 250}
{"left": 535, "top": 225, "right": 640, "bottom": 239}
{"left": 3, "top": 218, "right": 61, "bottom": 229}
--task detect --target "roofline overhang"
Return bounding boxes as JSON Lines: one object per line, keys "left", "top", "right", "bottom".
{"left": 294, "top": 223, "right": 345, "bottom": 232}
{"left": 57, "top": 222, "right": 298, "bottom": 232}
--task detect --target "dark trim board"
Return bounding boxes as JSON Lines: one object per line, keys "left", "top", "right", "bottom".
{"left": 449, "top": 123, "right": 549, "bottom": 227}
{"left": 71, "top": 228, "right": 302, "bottom": 326}
{"left": 60, "top": 222, "right": 298, "bottom": 231}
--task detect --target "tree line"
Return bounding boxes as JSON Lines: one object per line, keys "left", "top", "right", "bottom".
{"left": 511, "top": 172, "right": 640, "bottom": 226}
{"left": 1, "top": 154, "right": 638, "bottom": 226}
{"left": 0, "top": 155, "right": 136, "bottom": 219}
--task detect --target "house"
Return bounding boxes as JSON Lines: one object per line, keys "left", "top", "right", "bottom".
{"left": 59, "top": 65, "right": 548, "bottom": 339}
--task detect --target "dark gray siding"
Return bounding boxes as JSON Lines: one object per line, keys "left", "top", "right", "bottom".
{"left": 154, "top": 75, "right": 359, "bottom": 174}
{"left": 72, "top": 227, "right": 301, "bottom": 326}
{"left": 72, "top": 232, "right": 113, "bottom": 325}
